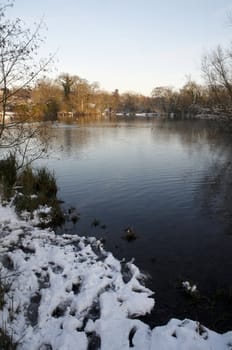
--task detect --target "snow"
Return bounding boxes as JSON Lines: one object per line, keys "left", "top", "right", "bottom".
{"left": 20, "top": 203, "right": 53, "bottom": 226}
{"left": 0, "top": 203, "right": 232, "bottom": 349}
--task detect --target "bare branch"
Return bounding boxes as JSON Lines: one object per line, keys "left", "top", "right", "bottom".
{"left": 0, "top": 1, "right": 53, "bottom": 166}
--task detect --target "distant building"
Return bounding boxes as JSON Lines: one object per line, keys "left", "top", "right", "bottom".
{"left": 0, "top": 111, "right": 16, "bottom": 123}
{"left": 57, "top": 111, "right": 75, "bottom": 120}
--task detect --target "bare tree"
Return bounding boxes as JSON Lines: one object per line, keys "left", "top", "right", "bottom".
{"left": 0, "top": 0, "right": 54, "bottom": 165}
{"left": 202, "top": 46, "right": 232, "bottom": 107}
{"left": 58, "top": 73, "right": 78, "bottom": 101}
{"left": 151, "top": 86, "right": 177, "bottom": 115}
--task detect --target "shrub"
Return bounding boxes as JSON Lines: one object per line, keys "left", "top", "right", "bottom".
{"left": 16, "top": 166, "right": 57, "bottom": 198}
{"left": 16, "top": 166, "right": 34, "bottom": 196}
{"left": 14, "top": 166, "right": 64, "bottom": 227}
{"left": 0, "top": 329, "right": 17, "bottom": 350}
{"left": 0, "top": 276, "right": 17, "bottom": 349}
{"left": 0, "top": 155, "right": 64, "bottom": 227}
{"left": 34, "top": 167, "right": 57, "bottom": 197}
{"left": 0, "top": 154, "right": 17, "bottom": 199}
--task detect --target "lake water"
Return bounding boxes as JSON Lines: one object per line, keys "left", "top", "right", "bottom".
{"left": 38, "top": 118, "right": 232, "bottom": 332}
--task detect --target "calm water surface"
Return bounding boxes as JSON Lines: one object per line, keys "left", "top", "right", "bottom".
{"left": 39, "top": 119, "right": 232, "bottom": 331}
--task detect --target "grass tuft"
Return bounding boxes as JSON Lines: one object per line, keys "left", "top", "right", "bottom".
{"left": 14, "top": 166, "right": 64, "bottom": 227}
{"left": 0, "top": 154, "right": 64, "bottom": 228}
{"left": 0, "top": 276, "right": 17, "bottom": 349}
{"left": 0, "top": 153, "right": 17, "bottom": 200}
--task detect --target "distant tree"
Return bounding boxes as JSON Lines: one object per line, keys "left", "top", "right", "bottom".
{"left": 94, "top": 89, "right": 112, "bottom": 114}
{"left": 180, "top": 78, "right": 202, "bottom": 105}
{"left": 202, "top": 45, "right": 232, "bottom": 108}
{"left": 151, "top": 86, "right": 177, "bottom": 114}
{"left": 32, "top": 79, "right": 61, "bottom": 121}
{"left": 58, "top": 74, "right": 96, "bottom": 115}
{"left": 73, "top": 77, "right": 91, "bottom": 114}
{"left": 58, "top": 73, "right": 78, "bottom": 101}
{"left": 111, "top": 89, "right": 120, "bottom": 113}
{"left": 120, "top": 92, "right": 140, "bottom": 114}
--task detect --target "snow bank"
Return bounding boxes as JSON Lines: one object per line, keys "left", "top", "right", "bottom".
{"left": 0, "top": 204, "right": 232, "bottom": 349}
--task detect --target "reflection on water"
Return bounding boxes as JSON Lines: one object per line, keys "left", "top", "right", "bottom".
{"left": 199, "top": 160, "right": 232, "bottom": 235}
{"left": 38, "top": 119, "right": 232, "bottom": 332}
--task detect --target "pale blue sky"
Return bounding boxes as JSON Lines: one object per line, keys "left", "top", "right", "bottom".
{"left": 9, "top": 0, "right": 232, "bottom": 95}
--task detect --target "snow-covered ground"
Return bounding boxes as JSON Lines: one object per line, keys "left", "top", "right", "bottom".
{"left": 0, "top": 204, "right": 232, "bottom": 349}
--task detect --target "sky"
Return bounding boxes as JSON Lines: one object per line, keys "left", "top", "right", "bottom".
{"left": 7, "top": 0, "right": 232, "bottom": 95}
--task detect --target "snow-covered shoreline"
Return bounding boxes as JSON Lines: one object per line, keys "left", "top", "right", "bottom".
{"left": 0, "top": 204, "right": 232, "bottom": 349}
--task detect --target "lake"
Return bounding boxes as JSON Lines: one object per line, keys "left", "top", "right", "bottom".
{"left": 38, "top": 118, "right": 232, "bottom": 332}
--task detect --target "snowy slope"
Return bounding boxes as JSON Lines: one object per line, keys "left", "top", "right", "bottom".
{"left": 0, "top": 204, "right": 232, "bottom": 350}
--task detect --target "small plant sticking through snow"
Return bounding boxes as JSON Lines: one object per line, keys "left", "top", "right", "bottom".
{"left": 0, "top": 270, "right": 17, "bottom": 349}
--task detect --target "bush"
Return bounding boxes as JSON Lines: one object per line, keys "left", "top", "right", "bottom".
{"left": 0, "top": 154, "right": 17, "bottom": 199}
{"left": 0, "top": 276, "right": 17, "bottom": 349}
{"left": 34, "top": 168, "right": 57, "bottom": 197}
{"left": 0, "top": 329, "right": 17, "bottom": 350}
{"left": 16, "top": 166, "right": 57, "bottom": 197}
{"left": 0, "top": 156, "right": 64, "bottom": 228}
{"left": 14, "top": 166, "right": 64, "bottom": 227}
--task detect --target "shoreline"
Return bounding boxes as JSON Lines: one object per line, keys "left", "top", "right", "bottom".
{"left": 0, "top": 203, "right": 232, "bottom": 349}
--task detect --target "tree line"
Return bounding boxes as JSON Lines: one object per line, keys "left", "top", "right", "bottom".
{"left": 1, "top": 0, "right": 232, "bottom": 128}
{"left": 9, "top": 59, "right": 232, "bottom": 122}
